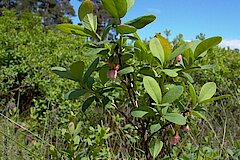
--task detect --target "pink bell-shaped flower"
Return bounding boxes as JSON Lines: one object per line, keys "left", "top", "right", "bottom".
{"left": 184, "top": 124, "right": 190, "bottom": 132}
{"left": 107, "top": 70, "right": 118, "bottom": 80}
{"left": 171, "top": 131, "right": 180, "bottom": 145}
{"left": 176, "top": 55, "right": 183, "bottom": 62}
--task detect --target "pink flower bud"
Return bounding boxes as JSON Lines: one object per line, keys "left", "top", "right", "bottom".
{"left": 171, "top": 131, "right": 180, "bottom": 145}
{"left": 184, "top": 124, "right": 190, "bottom": 132}
{"left": 176, "top": 55, "right": 182, "bottom": 62}
{"left": 114, "top": 64, "right": 119, "bottom": 70}
{"left": 107, "top": 70, "right": 117, "bottom": 80}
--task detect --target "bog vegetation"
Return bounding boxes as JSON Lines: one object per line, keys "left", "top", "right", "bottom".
{"left": 0, "top": 0, "right": 240, "bottom": 159}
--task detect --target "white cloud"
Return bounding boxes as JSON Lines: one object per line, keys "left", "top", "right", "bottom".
{"left": 147, "top": 8, "right": 161, "bottom": 14}
{"left": 219, "top": 39, "right": 240, "bottom": 49}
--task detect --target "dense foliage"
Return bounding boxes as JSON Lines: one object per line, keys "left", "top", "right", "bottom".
{"left": 0, "top": 1, "right": 240, "bottom": 159}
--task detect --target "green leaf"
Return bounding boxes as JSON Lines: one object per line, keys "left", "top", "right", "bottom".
{"left": 78, "top": 0, "right": 94, "bottom": 21}
{"left": 192, "top": 110, "right": 207, "bottom": 121}
{"left": 56, "top": 24, "right": 91, "bottom": 37}
{"left": 87, "top": 48, "right": 109, "bottom": 56}
{"left": 155, "top": 33, "right": 172, "bottom": 62}
{"left": 82, "top": 96, "right": 95, "bottom": 112}
{"left": 162, "top": 86, "right": 184, "bottom": 104}
{"left": 74, "top": 122, "right": 82, "bottom": 135}
{"left": 86, "top": 77, "right": 94, "bottom": 89}
{"left": 200, "top": 95, "right": 231, "bottom": 104}
{"left": 99, "top": 66, "right": 109, "bottom": 85}
{"left": 116, "top": 25, "right": 137, "bottom": 34}
{"left": 124, "top": 14, "right": 156, "bottom": 29}
{"left": 73, "top": 135, "right": 80, "bottom": 145}
{"left": 70, "top": 61, "right": 85, "bottom": 81}
{"left": 143, "top": 76, "right": 162, "bottom": 104}
{"left": 182, "top": 72, "right": 194, "bottom": 83}
{"left": 121, "top": 53, "right": 133, "bottom": 62}
{"left": 149, "top": 139, "right": 163, "bottom": 159}
{"left": 164, "top": 113, "right": 186, "bottom": 125}
{"left": 187, "top": 81, "right": 197, "bottom": 105}
{"left": 150, "top": 124, "right": 161, "bottom": 134}
{"left": 118, "top": 66, "right": 134, "bottom": 75}
{"left": 126, "top": 0, "right": 135, "bottom": 11}
{"left": 102, "top": 0, "right": 128, "bottom": 18}
{"left": 170, "top": 43, "right": 190, "bottom": 60}
{"left": 82, "top": 13, "right": 97, "bottom": 32}
{"left": 139, "top": 67, "right": 155, "bottom": 77}
{"left": 83, "top": 58, "right": 99, "bottom": 83}
{"left": 131, "top": 110, "right": 148, "bottom": 118}
{"left": 200, "top": 64, "right": 216, "bottom": 70}
{"left": 149, "top": 37, "right": 165, "bottom": 65}
{"left": 194, "top": 36, "right": 222, "bottom": 58}
{"left": 51, "top": 67, "right": 79, "bottom": 82}
{"left": 102, "top": 25, "right": 112, "bottom": 40}
{"left": 64, "top": 89, "right": 87, "bottom": 100}
{"left": 198, "top": 82, "right": 216, "bottom": 103}
{"left": 162, "top": 69, "right": 178, "bottom": 77}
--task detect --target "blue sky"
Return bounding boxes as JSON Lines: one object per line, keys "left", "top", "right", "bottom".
{"left": 71, "top": 0, "right": 240, "bottom": 49}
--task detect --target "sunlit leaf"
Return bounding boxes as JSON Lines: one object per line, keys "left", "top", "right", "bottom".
{"left": 102, "top": 0, "right": 128, "bottom": 18}
{"left": 198, "top": 82, "right": 216, "bottom": 103}
{"left": 125, "top": 14, "right": 156, "bottom": 29}
{"left": 116, "top": 25, "right": 137, "bottom": 34}
{"left": 187, "top": 81, "right": 197, "bottom": 105}
{"left": 149, "top": 37, "right": 165, "bottom": 65}
{"left": 194, "top": 36, "right": 222, "bottom": 58}
{"left": 155, "top": 33, "right": 171, "bottom": 62}
{"left": 143, "top": 76, "right": 162, "bottom": 104}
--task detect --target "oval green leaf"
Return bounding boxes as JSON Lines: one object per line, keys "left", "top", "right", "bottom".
{"left": 164, "top": 113, "right": 186, "bottom": 125}
{"left": 194, "top": 36, "right": 222, "bottom": 58}
{"left": 83, "top": 58, "right": 99, "bottom": 83}
{"left": 143, "top": 76, "right": 162, "bottom": 104}
{"left": 162, "top": 69, "right": 178, "bottom": 77}
{"left": 82, "top": 13, "right": 97, "bottom": 32}
{"left": 149, "top": 37, "right": 165, "bottom": 65}
{"left": 126, "top": 0, "right": 135, "bottom": 11}
{"left": 102, "top": 0, "right": 128, "bottom": 18}
{"left": 118, "top": 66, "right": 134, "bottom": 75}
{"left": 131, "top": 110, "right": 148, "bottom": 118}
{"left": 64, "top": 89, "right": 87, "bottom": 100}
{"left": 149, "top": 139, "right": 163, "bottom": 159}
{"left": 162, "top": 85, "right": 184, "bottom": 104}
{"left": 56, "top": 24, "right": 91, "bottom": 37}
{"left": 155, "top": 33, "right": 171, "bottom": 62}
{"left": 78, "top": 0, "right": 94, "bottom": 21}
{"left": 198, "top": 82, "right": 216, "bottom": 103}
{"left": 82, "top": 96, "right": 95, "bottom": 112}
{"left": 51, "top": 67, "right": 79, "bottom": 82}
{"left": 116, "top": 25, "right": 137, "bottom": 34}
{"left": 187, "top": 81, "right": 197, "bottom": 105}
{"left": 124, "top": 14, "right": 156, "bottom": 29}
{"left": 70, "top": 61, "right": 85, "bottom": 81}
{"left": 150, "top": 124, "right": 161, "bottom": 134}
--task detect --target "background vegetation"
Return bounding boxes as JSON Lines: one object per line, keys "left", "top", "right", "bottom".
{"left": 0, "top": 1, "right": 240, "bottom": 159}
